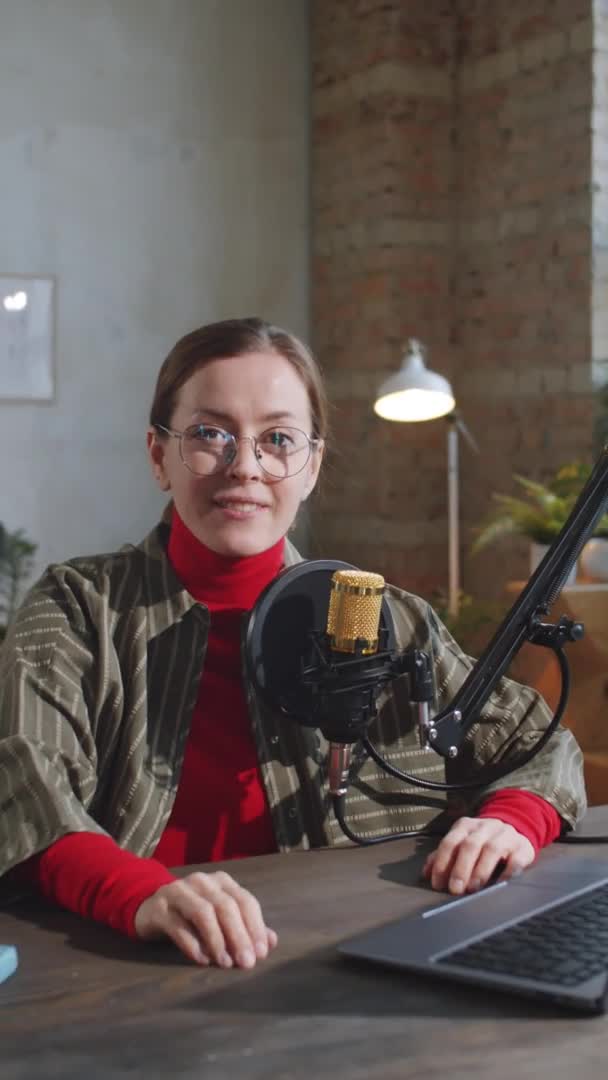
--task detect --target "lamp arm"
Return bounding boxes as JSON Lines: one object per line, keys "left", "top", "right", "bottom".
{"left": 427, "top": 445, "right": 608, "bottom": 759}
{"left": 447, "top": 422, "right": 459, "bottom": 619}
{"left": 450, "top": 410, "right": 479, "bottom": 453}
{"left": 445, "top": 411, "right": 478, "bottom": 619}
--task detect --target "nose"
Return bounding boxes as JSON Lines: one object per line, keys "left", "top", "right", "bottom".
{"left": 225, "top": 436, "right": 263, "bottom": 477}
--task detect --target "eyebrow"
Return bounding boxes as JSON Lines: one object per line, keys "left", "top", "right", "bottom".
{"left": 190, "top": 407, "right": 299, "bottom": 425}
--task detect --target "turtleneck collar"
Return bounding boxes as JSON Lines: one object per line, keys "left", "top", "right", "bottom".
{"left": 167, "top": 507, "right": 284, "bottom": 612}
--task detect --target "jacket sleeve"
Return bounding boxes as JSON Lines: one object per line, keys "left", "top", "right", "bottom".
{"left": 387, "top": 586, "right": 587, "bottom": 830}
{"left": 0, "top": 567, "right": 109, "bottom": 879}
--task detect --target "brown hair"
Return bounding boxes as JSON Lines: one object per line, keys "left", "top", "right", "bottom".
{"left": 149, "top": 317, "right": 329, "bottom": 440}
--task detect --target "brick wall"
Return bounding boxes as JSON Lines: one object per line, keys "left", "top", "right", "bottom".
{"left": 310, "top": 0, "right": 597, "bottom": 601}
{"left": 593, "top": 0, "right": 608, "bottom": 384}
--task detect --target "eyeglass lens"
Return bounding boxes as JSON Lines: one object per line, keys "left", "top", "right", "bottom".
{"left": 180, "top": 425, "right": 311, "bottom": 478}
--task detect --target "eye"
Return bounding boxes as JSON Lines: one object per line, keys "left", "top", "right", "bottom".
{"left": 260, "top": 428, "right": 296, "bottom": 450}
{"left": 186, "top": 424, "right": 231, "bottom": 444}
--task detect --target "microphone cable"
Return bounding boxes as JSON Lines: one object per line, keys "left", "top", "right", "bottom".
{"left": 349, "top": 650, "right": 608, "bottom": 845}
{"left": 361, "top": 642, "right": 568, "bottom": 795}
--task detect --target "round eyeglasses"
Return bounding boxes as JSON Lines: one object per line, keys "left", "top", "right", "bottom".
{"left": 155, "top": 423, "right": 321, "bottom": 480}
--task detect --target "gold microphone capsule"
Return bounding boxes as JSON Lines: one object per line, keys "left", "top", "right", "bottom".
{"left": 326, "top": 569, "right": 385, "bottom": 654}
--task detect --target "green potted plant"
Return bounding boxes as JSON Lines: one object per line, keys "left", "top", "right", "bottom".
{"left": 0, "top": 524, "right": 37, "bottom": 640}
{"left": 472, "top": 379, "right": 608, "bottom": 581}
{"left": 471, "top": 462, "right": 608, "bottom": 581}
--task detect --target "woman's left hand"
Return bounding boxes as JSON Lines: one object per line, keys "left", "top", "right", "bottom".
{"left": 422, "top": 816, "right": 535, "bottom": 895}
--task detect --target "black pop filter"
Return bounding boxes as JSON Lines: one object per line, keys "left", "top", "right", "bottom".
{"left": 245, "top": 559, "right": 397, "bottom": 724}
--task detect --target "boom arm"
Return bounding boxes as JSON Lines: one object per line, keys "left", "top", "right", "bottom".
{"left": 427, "top": 446, "right": 608, "bottom": 759}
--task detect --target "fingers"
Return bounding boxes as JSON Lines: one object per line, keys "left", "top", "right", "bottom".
{"left": 186, "top": 872, "right": 269, "bottom": 969}
{"left": 214, "top": 871, "right": 273, "bottom": 961}
{"left": 422, "top": 816, "right": 478, "bottom": 894}
{"left": 134, "top": 888, "right": 214, "bottom": 966}
{"left": 134, "top": 871, "right": 279, "bottom": 969}
{"left": 178, "top": 880, "right": 242, "bottom": 968}
{"left": 166, "top": 916, "right": 211, "bottom": 967}
{"left": 422, "top": 817, "right": 535, "bottom": 896}
{"left": 497, "top": 843, "right": 535, "bottom": 882}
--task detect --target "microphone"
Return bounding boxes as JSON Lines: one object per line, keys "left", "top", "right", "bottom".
{"left": 326, "top": 570, "right": 384, "bottom": 654}
{"left": 245, "top": 441, "right": 608, "bottom": 845}
{"left": 245, "top": 559, "right": 428, "bottom": 798}
{"left": 323, "top": 570, "right": 385, "bottom": 796}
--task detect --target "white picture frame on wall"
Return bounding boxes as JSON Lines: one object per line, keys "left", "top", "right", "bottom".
{"left": 0, "top": 274, "right": 55, "bottom": 402}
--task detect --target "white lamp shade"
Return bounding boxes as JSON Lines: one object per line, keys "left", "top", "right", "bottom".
{"left": 373, "top": 346, "right": 455, "bottom": 422}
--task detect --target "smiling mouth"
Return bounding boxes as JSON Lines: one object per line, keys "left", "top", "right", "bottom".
{"left": 214, "top": 500, "right": 267, "bottom": 513}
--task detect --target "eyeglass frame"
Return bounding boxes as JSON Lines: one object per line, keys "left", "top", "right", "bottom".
{"left": 153, "top": 422, "right": 322, "bottom": 480}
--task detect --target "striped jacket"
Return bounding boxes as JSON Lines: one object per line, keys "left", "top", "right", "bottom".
{"left": 0, "top": 520, "right": 586, "bottom": 876}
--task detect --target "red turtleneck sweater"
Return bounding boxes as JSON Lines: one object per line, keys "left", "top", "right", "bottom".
{"left": 14, "top": 512, "right": 560, "bottom": 936}
{"left": 153, "top": 511, "right": 281, "bottom": 866}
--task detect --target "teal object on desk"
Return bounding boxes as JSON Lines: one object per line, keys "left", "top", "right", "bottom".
{"left": 0, "top": 945, "right": 18, "bottom": 984}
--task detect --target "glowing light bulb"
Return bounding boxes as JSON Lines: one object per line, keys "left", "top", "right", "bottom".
{"left": 2, "top": 290, "right": 28, "bottom": 312}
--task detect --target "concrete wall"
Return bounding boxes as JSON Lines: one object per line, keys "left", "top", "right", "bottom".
{"left": 0, "top": 0, "right": 310, "bottom": 585}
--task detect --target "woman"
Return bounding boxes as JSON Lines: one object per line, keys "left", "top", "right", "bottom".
{"left": 0, "top": 317, "right": 586, "bottom": 970}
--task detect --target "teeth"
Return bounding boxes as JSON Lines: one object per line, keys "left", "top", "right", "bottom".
{"left": 218, "top": 501, "right": 260, "bottom": 512}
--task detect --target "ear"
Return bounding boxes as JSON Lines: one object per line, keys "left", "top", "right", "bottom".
{"left": 147, "top": 428, "right": 171, "bottom": 492}
{"left": 302, "top": 439, "right": 324, "bottom": 501}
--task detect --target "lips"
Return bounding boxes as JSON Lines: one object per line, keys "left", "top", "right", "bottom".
{"left": 213, "top": 496, "right": 269, "bottom": 512}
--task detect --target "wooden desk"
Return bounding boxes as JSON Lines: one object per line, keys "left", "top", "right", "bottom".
{"left": 2, "top": 809, "right": 608, "bottom": 1080}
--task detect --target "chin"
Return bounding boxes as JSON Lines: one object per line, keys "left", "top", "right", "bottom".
{"left": 210, "top": 530, "right": 278, "bottom": 559}
{"left": 216, "top": 541, "right": 259, "bottom": 558}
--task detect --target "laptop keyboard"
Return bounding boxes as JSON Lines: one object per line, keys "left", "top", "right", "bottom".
{"left": 439, "top": 882, "right": 608, "bottom": 986}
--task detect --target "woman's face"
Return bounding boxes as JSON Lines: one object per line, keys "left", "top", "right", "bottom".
{"left": 147, "top": 349, "right": 323, "bottom": 557}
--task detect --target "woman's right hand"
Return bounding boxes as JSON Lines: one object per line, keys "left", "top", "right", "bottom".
{"left": 134, "top": 869, "right": 278, "bottom": 968}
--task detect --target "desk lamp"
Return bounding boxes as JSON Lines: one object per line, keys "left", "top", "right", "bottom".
{"left": 373, "top": 339, "right": 477, "bottom": 618}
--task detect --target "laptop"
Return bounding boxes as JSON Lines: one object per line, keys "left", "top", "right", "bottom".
{"left": 338, "top": 853, "right": 608, "bottom": 1013}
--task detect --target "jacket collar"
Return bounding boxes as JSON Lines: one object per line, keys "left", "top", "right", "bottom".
{"left": 133, "top": 518, "right": 303, "bottom": 641}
